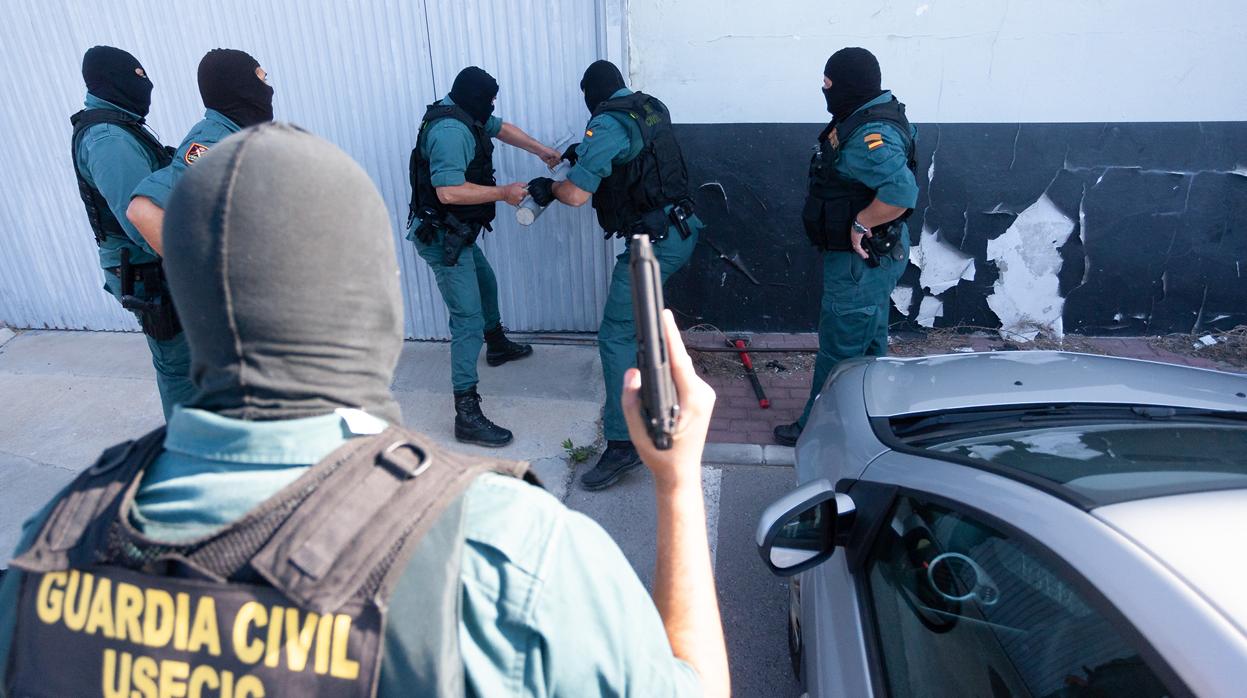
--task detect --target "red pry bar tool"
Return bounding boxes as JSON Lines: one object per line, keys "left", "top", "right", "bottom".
{"left": 732, "top": 339, "right": 770, "bottom": 409}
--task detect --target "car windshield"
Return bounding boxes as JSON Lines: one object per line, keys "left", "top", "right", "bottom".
{"left": 892, "top": 407, "right": 1247, "bottom": 505}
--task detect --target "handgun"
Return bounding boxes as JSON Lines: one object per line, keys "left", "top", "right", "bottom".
{"left": 629, "top": 234, "right": 679, "bottom": 450}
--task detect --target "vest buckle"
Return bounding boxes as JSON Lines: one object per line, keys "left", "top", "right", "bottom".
{"left": 378, "top": 441, "right": 432, "bottom": 479}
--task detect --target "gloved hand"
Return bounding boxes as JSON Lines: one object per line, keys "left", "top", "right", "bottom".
{"left": 528, "top": 177, "right": 556, "bottom": 207}
{"left": 562, "top": 142, "right": 580, "bottom": 166}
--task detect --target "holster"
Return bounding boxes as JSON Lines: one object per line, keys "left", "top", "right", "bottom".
{"left": 863, "top": 222, "right": 904, "bottom": 269}
{"left": 118, "top": 250, "right": 182, "bottom": 341}
{"left": 440, "top": 212, "right": 482, "bottom": 267}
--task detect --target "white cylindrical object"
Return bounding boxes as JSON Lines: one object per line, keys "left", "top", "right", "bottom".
{"left": 515, "top": 161, "right": 572, "bottom": 226}
{"left": 516, "top": 197, "right": 543, "bottom": 225}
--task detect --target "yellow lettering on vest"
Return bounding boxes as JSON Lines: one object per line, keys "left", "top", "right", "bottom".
{"left": 263, "top": 604, "right": 284, "bottom": 668}
{"left": 85, "top": 576, "right": 115, "bottom": 637}
{"left": 63, "top": 570, "right": 93, "bottom": 631}
{"left": 174, "top": 592, "right": 191, "bottom": 651}
{"left": 232, "top": 601, "right": 266, "bottom": 665}
{"left": 220, "top": 670, "right": 235, "bottom": 698}
{"left": 158, "top": 659, "right": 190, "bottom": 698}
{"left": 187, "top": 596, "right": 221, "bottom": 656}
{"left": 283, "top": 608, "right": 319, "bottom": 672}
{"left": 329, "top": 614, "right": 361, "bottom": 680}
{"left": 187, "top": 665, "right": 219, "bottom": 698}
{"left": 132, "top": 655, "right": 159, "bottom": 698}
{"left": 313, "top": 612, "right": 334, "bottom": 675}
{"left": 115, "top": 581, "right": 144, "bottom": 643}
{"left": 235, "top": 675, "right": 265, "bottom": 698}
{"left": 35, "top": 571, "right": 67, "bottom": 625}
{"left": 101, "top": 648, "right": 132, "bottom": 698}
{"left": 143, "top": 588, "right": 176, "bottom": 648}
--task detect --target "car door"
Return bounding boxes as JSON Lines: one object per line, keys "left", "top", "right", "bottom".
{"left": 828, "top": 452, "right": 1190, "bottom": 698}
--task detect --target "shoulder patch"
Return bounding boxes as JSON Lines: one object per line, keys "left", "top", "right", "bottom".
{"left": 184, "top": 142, "right": 209, "bottom": 165}
{"left": 585, "top": 129, "right": 594, "bottom": 138}
{"left": 864, "top": 132, "right": 885, "bottom": 150}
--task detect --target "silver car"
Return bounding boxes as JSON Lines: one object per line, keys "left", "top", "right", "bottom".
{"left": 757, "top": 352, "right": 1247, "bottom": 698}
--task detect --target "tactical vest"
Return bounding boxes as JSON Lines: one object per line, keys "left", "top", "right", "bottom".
{"left": 590, "top": 93, "right": 693, "bottom": 237}
{"left": 408, "top": 103, "right": 497, "bottom": 228}
{"left": 803, "top": 97, "right": 917, "bottom": 251}
{"left": 70, "top": 109, "right": 173, "bottom": 245}
{"left": 6, "top": 425, "right": 533, "bottom": 698}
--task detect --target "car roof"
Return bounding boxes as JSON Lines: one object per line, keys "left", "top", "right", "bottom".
{"left": 1094, "top": 489, "right": 1247, "bottom": 638}
{"left": 864, "top": 351, "right": 1247, "bottom": 418}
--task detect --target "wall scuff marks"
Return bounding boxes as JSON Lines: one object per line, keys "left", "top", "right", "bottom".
{"left": 986, "top": 194, "right": 1076, "bottom": 340}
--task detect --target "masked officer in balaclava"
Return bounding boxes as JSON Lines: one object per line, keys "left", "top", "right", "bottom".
{"left": 70, "top": 46, "right": 193, "bottom": 421}
{"left": 526, "top": 60, "right": 703, "bottom": 490}
{"left": 407, "top": 66, "right": 563, "bottom": 448}
{"left": 127, "top": 48, "right": 273, "bottom": 256}
{"left": 0, "top": 123, "right": 728, "bottom": 698}
{"left": 774, "top": 47, "right": 917, "bottom": 446}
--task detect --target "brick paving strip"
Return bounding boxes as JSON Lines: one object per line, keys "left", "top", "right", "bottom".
{"left": 687, "top": 331, "right": 1246, "bottom": 459}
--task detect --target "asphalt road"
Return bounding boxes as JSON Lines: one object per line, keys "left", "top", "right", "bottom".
{"left": 566, "top": 460, "right": 805, "bottom": 698}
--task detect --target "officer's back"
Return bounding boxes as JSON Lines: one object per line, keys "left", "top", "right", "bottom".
{"left": 0, "top": 124, "right": 716, "bottom": 697}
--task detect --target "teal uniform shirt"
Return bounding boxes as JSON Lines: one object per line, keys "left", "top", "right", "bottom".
{"left": 406, "top": 96, "right": 506, "bottom": 393}
{"left": 131, "top": 109, "right": 241, "bottom": 209}
{"left": 419, "top": 95, "right": 503, "bottom": 188}
{"left": 831, "top": 91, "right": 919, "bottom": 213}
{"left": 798, "top": 91, "right": 917, "bottom": 427}
{"left": 0, "top": 408, "right": 701, "bottom": 696}
{"left": 75, "top": 94, "right": 162, "bottom": 268}
{"left": 568, "top": 88, "right": 704, "bottom": 442}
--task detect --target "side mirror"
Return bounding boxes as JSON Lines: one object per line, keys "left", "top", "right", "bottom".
{"left": 756, "top": 478, "right": 856, "bottom": 577}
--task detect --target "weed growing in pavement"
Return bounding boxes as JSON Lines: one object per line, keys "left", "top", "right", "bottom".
{"left": 562, "top": 438, "right": 597, "bottom": 464}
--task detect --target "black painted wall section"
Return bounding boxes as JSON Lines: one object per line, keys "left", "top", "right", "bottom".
{"left": 664, "top": 122, "right": 1247, "bottom": 335}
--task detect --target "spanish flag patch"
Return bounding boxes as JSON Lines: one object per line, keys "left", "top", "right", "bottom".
{"left": 585, "top": 129, "right": 594, "bottom": 138}
{"left": 864, "top": 133, "right": 884, "bottom": 150}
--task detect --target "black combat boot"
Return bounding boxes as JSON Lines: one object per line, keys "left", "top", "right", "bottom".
{"left": 773, "top": 421, "right": 803, "bottom": 447}
{"left": 484, "top": 325, "right": 533, "bottom": 367}
{"left": 454, "top": 387, "right": 513, "bottom": 447}
{"left": 580, "top": 440, "right": 643, "bottom": 491}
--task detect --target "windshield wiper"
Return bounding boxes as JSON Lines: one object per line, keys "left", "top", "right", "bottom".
{"left": 891, "top": 404, "right": 1246, "bottom": 441}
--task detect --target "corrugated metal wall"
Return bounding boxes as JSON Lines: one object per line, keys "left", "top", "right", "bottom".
{"left": 0, "top": 0, "right": 622, "bottom": 338}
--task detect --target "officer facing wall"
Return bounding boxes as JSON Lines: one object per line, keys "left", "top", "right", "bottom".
{"left": 527, "top": 60, "right": 703, "bottom": 490}
{"left": 774, "top": 47, "right": 918, "bottom": 446}
{"left": 70, "top": 46, "right": 193, "bottom": 421}
{"left": 0, "top": 123, "right": 728, "bottom": 698}
{"left": 406, "top": 66, "right": 561, "bottom": 449}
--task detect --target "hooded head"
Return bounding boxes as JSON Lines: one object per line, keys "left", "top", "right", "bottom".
{"left": 822, "top": 47, "right": 883, "bottom": 124}
{"left": 580, "top": 60, "right": 626, "bottom": 113}
{"left": 163, "top": 123, "right": 404, "bottom": 424}
{"left": 82, "top": 46, "right": 153, "bottom": 118}
{"left": 197, "top": 48, "right": 274, "bottom": 128}
{"left": 448, "top": 67, "right": 499, "bottom": 125}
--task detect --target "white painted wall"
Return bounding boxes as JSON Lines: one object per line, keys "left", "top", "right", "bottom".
{"left": 628, "top": 0, "right": 1247, "bottom": 123}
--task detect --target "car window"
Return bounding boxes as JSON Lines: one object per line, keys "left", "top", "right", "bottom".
{"left": 865, "top": 496, "right": 1174, "bottom": 697}
{"left": 892, "top": 410, "right": 1247, "bottom": 505}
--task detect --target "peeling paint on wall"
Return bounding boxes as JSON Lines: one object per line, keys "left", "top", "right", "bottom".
{"left": 891, "top": 285, "right": 915, "bottom": 315}
{"left": 986, "top": 194, "right": 1076, "bottom": 340}
{"left": 910, "top": 225, "right": 976, "bottom": 295}
{"left": 917, "top": 296, "right": 944, "bottom": 328}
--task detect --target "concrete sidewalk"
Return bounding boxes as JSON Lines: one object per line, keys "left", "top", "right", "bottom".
{"left": 0, "top": 329, "right": 603, "bottom": 558}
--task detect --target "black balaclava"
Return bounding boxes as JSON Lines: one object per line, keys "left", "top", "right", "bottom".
{"left": 822, "top": 47, "right": 884, "bottom": 125}
{"left": 448, "top": 67, "right": 499, "bottom": 125}
{"left": 580, "top": 60, "right": 626, "bottom": 113}
{"left": 163, "top": 123, "right": 403, "bottom": 424}
{"left": 82, "top": 46, "right": 153, "bottom": 118}
{"left": 197, "top": 48, "right": 274, "bottom": 128}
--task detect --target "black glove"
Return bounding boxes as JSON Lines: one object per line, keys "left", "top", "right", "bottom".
{"left": 562, "top": 142, "right": 580, "bottom": 165}
{"left": 528, "top": 177, "right": 556, "bottom": 207}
